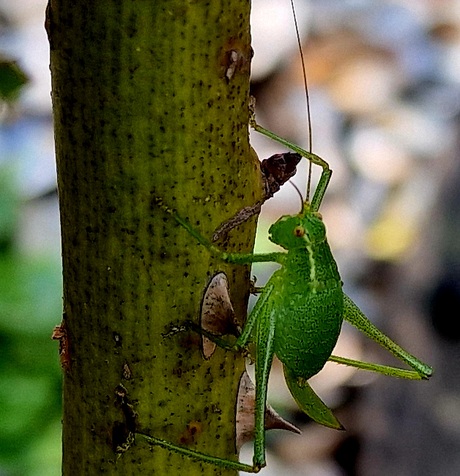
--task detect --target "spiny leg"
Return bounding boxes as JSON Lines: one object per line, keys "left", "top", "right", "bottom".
{"left": 212, "top": 151, "right": 301, "bottom": 242}
{"left": 328, "top": 355, "right": 428, "bottom": 380}
{"left": 139, "top": 284, "right": 278, "bottom": 473}
{"left": 138, "top": 433, "right": 261, "bottom": 473}
{"left": 197, "top": 280, "right": 278, "bottom": 470}
{"left": 235, "top": 280, "right": 275, "bottom": 350}
{"left": 342, "top": 294, "right": 433, "bottom": 379}
{"left": 249, "top": 111, "right": 332, "bottom": 212}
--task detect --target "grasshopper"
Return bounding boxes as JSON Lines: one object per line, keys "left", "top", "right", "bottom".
{"left": 141, "top": 1, "right": 433, "bottom": 472}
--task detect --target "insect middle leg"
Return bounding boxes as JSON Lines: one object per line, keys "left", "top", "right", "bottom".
{"left": 178, "top": 280, "right": 278, "bottom": 472}
{"left": 154, "top": 197, "right": 286, "bottom": 266}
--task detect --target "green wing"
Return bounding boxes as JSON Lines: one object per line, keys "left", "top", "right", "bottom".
{"left": 283, "top": 366, "right": 344, "bottom": 430}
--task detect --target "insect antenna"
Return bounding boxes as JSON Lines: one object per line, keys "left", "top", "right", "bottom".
{"left": 290, "top": 0, "right": 313, "bottom": 202}
{"left": 289, "top": 180, "right": 304, "bottom": 212}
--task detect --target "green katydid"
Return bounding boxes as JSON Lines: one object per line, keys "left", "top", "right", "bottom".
{"left": 140, "top": 1, "right": 433, "bottom": 472}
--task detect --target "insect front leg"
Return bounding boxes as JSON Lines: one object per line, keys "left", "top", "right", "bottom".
{"left": 249, "top": 112, "right": 332, "bottom": 212}
{"left": 212, "top": 150, "right": 301, "bottom": 242}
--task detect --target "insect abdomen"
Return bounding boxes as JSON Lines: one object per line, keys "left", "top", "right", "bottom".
{"left": 273, "top": 245, "right": 344, "bottom": 379}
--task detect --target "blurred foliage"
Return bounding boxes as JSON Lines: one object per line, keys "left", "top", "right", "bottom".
{"left": 0, "top": 168, "right": 62, "bottom": 474}
{"left": 0, "top": 59, "right": 28, "bottom": 102}
{"left": 0, "top": 54, "right": 61, "bottom": 475}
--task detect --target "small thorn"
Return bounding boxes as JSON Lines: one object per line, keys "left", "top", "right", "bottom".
{"left": 51, "top": 317, "right": 71, "bottom": 372}
{"left": 265, "top": 405, "right": 302, "bottom": 435}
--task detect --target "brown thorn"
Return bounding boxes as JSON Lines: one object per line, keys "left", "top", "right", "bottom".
{"left": 200, "top": 272, "right": 236, "bottom": 359}
{"left": 236, "top": 371, "right": 301, "bottom": 450}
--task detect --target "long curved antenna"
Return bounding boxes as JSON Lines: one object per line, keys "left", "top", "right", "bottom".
{"left": 289, "top": 180, "right": 304, "bottom": 212}
{"left": 290, "top": 0, "right": 313, "bottom": 202}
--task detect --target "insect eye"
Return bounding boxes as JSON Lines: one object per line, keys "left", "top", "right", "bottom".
{"left": 293, "top": 226, "right": 305, "bottom": 237}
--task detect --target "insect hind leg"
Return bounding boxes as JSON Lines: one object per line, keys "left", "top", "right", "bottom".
{"left": 342, "top": 294, "right": 433, "bottom": 379}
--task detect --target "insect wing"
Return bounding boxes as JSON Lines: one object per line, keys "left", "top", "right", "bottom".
{"left": 283, "top": 366, "right": 343, "bottom": 430}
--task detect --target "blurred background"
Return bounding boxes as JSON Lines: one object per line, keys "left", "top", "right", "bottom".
{"left": 0, "top": 0, "right": 459, "bottom": 475}
{"left": 249, "top": 1, "right": 460, "bottom": 475}
{"left": 0, "top": 0, "right": 62, "bottom": 475}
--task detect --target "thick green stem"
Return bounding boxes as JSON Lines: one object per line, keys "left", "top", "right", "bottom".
{"left": 48, "top": 1, "right": 260, "bottom": 474}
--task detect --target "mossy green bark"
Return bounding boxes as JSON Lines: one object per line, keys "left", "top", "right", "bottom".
{"left": 48, "top": 1, "right": 260, "bottom": 474}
